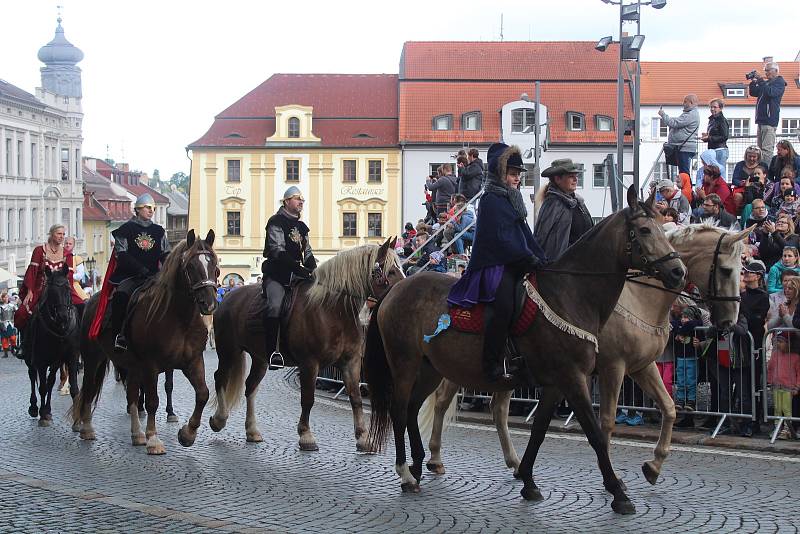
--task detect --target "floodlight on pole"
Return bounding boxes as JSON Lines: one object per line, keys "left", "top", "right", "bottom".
{"left": 595, "top": 36, "right": 613, "bottom": 52}
{"left": 628, "top": 34, "right": 645, "bottom": 51}
{"left": 621, "top": 3, "right": 640, "bottom": 20}
{"left": 650, "top": 0, "right": 667, "bottom": 9}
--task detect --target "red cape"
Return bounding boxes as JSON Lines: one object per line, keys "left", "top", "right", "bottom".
{"left": 88, "top": 254, "right": 117, "bottom": 340}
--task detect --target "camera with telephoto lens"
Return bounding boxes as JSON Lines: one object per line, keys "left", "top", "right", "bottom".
{"left": 745, "top": 70, "right": 759, "bottom": 81}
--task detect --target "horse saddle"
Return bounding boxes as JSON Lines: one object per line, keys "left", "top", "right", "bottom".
{"left": 246, "top": 280, "right": 304, "bottom": 335}
{"left": 99, "top": 278, "right": 156, "bottom": 333}
{"left": 449, "top": 273, "right": 539, "bottom": 336}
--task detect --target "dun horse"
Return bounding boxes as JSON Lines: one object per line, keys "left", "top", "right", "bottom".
{"left": 25, "top": 263, "right": 81, "bottom": 426}
{"left": 425, "top": 223, "right": 749, "bottom": 486}
{"left": 210, "top": 239, "right": 404, "bottom": 451}
{"left": 366, "top": 187, "right": 686, "bottom": 515}
{"left": 72, "top": 230, "right": 218, "bottom": 454}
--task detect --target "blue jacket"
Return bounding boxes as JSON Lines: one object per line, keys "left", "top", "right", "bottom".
{"left": 466, "top": 191, "right": 545, "bottom": 272}
{"left": 749, "top": 76, "right": 786, "bottom": 127}
{"left": 767, "top": 262, "right": 800, "bottom": 294}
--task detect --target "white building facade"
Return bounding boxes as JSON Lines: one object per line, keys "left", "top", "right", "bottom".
{"left": 0, "top": 17, "right": 84, "bottom": 287}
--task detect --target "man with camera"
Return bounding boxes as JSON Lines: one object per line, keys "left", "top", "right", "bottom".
{"left": 426, "top": 163, "right": 458, "bottom": 215}
{"left": 748, "top": 62, "right": 787, "bottom": 163}
{"left": 658, "top": 94, "right": 700, "bottom": 175}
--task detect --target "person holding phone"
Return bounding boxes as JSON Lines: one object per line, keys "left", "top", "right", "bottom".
{"left": 759, "top": 212, "right": 800, "bottom": 269}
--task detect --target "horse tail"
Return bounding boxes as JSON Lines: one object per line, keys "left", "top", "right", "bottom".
{"left": 69, "top": 351, "right": 108, "bottom": 426}
{"left": 365, "top": 300, "right": 392, "bottom": 452}
{"left": 417, "top": 381, "right": 458, "bottom": 445}
{"left": 209, "top": 309, "right": 246, "bottom": 413}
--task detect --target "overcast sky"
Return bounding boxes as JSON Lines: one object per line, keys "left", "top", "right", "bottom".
{"left": 2, "top": 0, "right": 798, "bottom": 180}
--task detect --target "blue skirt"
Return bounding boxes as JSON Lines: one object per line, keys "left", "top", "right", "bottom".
{"left": 446, "top": 265, "right": 505, "bottom": 308}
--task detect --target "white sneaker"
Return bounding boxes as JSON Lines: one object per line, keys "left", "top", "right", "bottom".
{"left": 58, "top": 384, "right": 70, "bottom": 396}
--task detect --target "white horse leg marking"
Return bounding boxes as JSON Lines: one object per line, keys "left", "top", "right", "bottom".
{"left": 245, "top": 389, "right": 263, "bottom": 442}
{"left": 130, "top": 402, "right": 145, "bottom": 446}
{"left": 395, "top": 463, "right": 417, "bottom": 485}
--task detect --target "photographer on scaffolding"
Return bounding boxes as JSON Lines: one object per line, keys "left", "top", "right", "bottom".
{"left": 749, "top": 61, "right": 787, "bottom": 163}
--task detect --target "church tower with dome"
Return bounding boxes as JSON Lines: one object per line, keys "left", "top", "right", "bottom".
{"left": 38, "top": 15, "right": 84, "bottom": 99}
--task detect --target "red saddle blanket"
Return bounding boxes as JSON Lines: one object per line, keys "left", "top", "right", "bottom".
{"left": 449, "top": 273, "right": 539, "bottom": 336}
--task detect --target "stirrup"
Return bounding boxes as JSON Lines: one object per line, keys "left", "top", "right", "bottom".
{"left": 114, "top": 334, "right": 128, "bottom": 352}
{"left": 268, "top": 350, "right": 285, "bottom": 370}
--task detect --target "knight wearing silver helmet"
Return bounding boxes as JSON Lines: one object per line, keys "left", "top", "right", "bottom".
{"left": 109, "top": 192, "right": 171, "bottom": 351}
{"left": 261, "top": 186, "right": 317, "bottom": 355}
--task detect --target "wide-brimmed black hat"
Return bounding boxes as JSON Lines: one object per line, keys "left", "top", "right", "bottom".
{"left": 542, "top": 158, "right": 582, "bottom": 178}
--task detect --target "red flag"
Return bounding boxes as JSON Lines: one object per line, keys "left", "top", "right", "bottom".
{"left": 88, "top": 253, "right": 117, "bottom": 340}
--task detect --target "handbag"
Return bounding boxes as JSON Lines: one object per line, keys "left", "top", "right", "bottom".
{"left": 663, "top": 123, "right": 699, "bottom": 167}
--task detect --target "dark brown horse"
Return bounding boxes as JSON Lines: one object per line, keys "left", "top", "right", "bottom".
{"left": 209, "top": 239, "right": 403, "bottom": 451}
{"left": 366, "top": 187, "right": 686, "bottom": 515}
{"left": 72, "top": 230, "right": 218, "bottom": 454}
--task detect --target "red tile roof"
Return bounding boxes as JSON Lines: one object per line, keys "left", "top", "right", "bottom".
{"left": 400, "top": 81, "right": 631, "bottom": 144}
{"left": 82, "top": 193, "right": 111, "bottom": 222}
{"left": 190, "top": 118, "right": 398, "bottom": 148}
{"left": 217, "top": 74, "right": 398, "bottom": 118}
{"left": 82, "top": 166, "right": 130, "bottom": 202}
{"left": 189, "top": 74, "right": 399, "bottom": 149}
{"left": 400, "top": 41, "right": 622, "bottom": 81}
{"left": 640, "top": 61, "right": 800, "bottom": 106}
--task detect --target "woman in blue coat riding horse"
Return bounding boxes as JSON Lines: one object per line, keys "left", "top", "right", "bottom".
{"left": 448, "top": 143, "right": 546, "bottom": 381}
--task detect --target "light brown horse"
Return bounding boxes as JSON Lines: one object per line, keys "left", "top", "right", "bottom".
{"left": 366, "top": 187, "right": 686, "bottom": 515}
{"left": 209, "top": 239, "right": 404, "bottom": 451}
{"left": 72, "top": 230, "right": 219, "bottom": 454}
{"left": 425, "top": 223, "right": 749, "bottom": 485}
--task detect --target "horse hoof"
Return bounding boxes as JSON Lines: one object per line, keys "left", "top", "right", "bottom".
{"left": 80, "top": 430, "right": 96, "bottom": 441}
{"left": 28, "top": 406, "right": 38, "bottom": 418}
{"left": 37, "top": 418, "right": 51, "bottom": 427}
{"left": 71, "top": 422, "right": 81, "bottom": 433}
{"left": 146, "top": 444, "right": 167, "bottom": 455}
{"left": 356, "top": 440, "right": 371, "bottom": 453}
{"left": 642, "top": 461, "right": 659, "bottom": 485}
{"left": 208, "top": 415, "right": 225, "bottom": 432}
{"left": 177, "top": 426, "right": 196, "bottom": 447}
{"left": 299, "top": 441, "right": 319, "bottom": 452}
{"left": 512, "top": 468, "right": 522, "bottom": 480}
{"left": 611, "top": 498, "right": 636, "bottom": 515}
{"left": 400, "top": 482, "right": 421, "bottom": 494}
{"left": 246, "top": 432, "right": 264, "bottom": 443}
{"left": 426, "top": 462, "right": 446, "bottom": 475}
{"left": 166, "top": 414, "right": 179, "bottom": 423}
{"left": 131, "top": 433, "right": 147, "bottom": 446}
{"left": 520, "top": 485, "right": 543, "bottom": 502}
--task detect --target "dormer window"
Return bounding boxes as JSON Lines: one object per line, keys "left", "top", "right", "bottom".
{"left": 567, "top": 112, "right": 585, "bottom": 131}
{"left": 595, "top": 115, "right": 614, "bottom": 132}
{"left": 288, "top": 117, "right": 300, "bottom": 138}
{"left": 462, "top": 111, "right": 481, "bottom": 131}
{"left": 511, "top": 108, "right": 535, "bottom": 133}
{"left": 719, "top": 83, "right": 747, "bottom": 99}
{"left": 432, "top": 115, "right": 452, "bottom": 131}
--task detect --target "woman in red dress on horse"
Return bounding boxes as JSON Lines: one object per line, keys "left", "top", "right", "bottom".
{"left": 16, "top": 224, "right": 84, "bottom": 333}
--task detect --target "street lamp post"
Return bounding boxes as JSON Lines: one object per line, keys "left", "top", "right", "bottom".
{"left": 85, "top": 256, "right": 96, "bottom": 292}
{"left": 598, "top": 0, "right": 666, "bottom": 205}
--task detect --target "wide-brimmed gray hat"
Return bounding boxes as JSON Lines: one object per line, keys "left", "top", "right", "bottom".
{"left": 655, "top": 178, "right": 677, "bottom": 191}
{"left": 542, "top": 158, "right": 581, "bottom": 178}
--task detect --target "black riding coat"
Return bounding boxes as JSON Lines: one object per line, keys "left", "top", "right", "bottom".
{"left": 261, "top": 208, "right": 317, "bottom": 286}
{"left": 110, "top": 217, "right": 170, "bottom": 284}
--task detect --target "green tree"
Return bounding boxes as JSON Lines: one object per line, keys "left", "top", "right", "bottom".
{"left": 170, "top": 171, "right": 189, "bottom": 193}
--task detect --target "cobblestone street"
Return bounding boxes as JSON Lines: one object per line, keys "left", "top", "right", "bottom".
{"left": 0, "top": 351, "right": 798, "bottom": 533}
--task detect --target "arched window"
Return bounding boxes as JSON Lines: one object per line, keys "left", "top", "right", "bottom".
{"left": 595, "top": 115, "right": 614, "bottom": 132}
{"left": 288, "top": 117, "right": 300, "bottom": 138}
{"left": 566, "top": 112, "right": 586, "bottom": 131}
{"left": 432, "top": 115, "right": 453, "bottom": 131}
{"left": 461, "top": 111, "right": 482, "bottom": 131}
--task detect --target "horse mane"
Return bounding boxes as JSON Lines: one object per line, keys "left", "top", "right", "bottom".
{"left": 142, "top": 239, "right": 212, "bottom": 323}
{"left": 666, "top": 220, "right": 743, "bottom": 252}
{"left": 305, "top": 244, "right": 401, "bottom": 319}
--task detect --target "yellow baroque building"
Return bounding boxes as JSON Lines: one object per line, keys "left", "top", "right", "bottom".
{"left": 188, "top": 74, "right": 401, "bottom": 283}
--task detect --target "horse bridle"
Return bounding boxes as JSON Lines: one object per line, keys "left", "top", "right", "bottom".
{"left": 367, "top": 261, "right": 392, "bottom": 304}
{"left": 181, "top": 249, "right": 219, "bottom": 298}
{"left": 703, "top": 232, "right": 741, "bottom": 304}
{"left": 625, "top": 208, "right": 682, "bottom": 279}
{"left": 36, "top": 280, "right": 77, "bottom": 338}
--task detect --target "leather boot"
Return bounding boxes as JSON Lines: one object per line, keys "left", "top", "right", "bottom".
{"left": 263, "top": 316, "right": 282, "bottom": 369}
{"left": 111, "top": 296, "right": 128, "bottom": 352}
{"left": 481, "top": 327, "right": 507, "bottom": 382}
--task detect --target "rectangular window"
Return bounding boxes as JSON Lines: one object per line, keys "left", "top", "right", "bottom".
{"left": 342, "top": 160, "right": 357, "bottom": 183}
{"left": 226, "top": 159, "right": 241, "bottom": 182}
{"left": 75, "top": 208, "right": 81, "bottom": 237}
{"left": 62, "top": 207, "right": 70, "bottom": 235}
{"left": 462, "top": 112, "right": 481, "bottom": 131}
{"left": 75, "top": 149, "right": 79, "bottom": 180}
{"left": 512, "top": 109, "right": 536, "bottom": 133}
{"left": 651, "top": 118, "right": 668, "bottom": 139}
{"left": 728, "top": 118, "right": 750, "bottom": 137}
{"left": 30, "top": 143, "right": 37, "bottom": 178}
{"left": 368, "top": 160, "right": 382, "bottom": 183}
{"left": 30, "top": 208, "right": 37, "bottom": 240}
{"left": 44, "top": 146, "right": 49, "bottom": 177}
{"left": 17, "top": 140, "right": 23, "bottom": 176}
{"left": 61, "top": 147, "right": 69, "bottom": 180}
{"left": 6, "top": 209, "right": 12, "bottom": 240}
{"left": 725, "top": 88, "right": 745, "bottom": 98}
{"left": 5, "top": 139, "right": 10, "bottom": 174}
{"left": 652, "top": 163, "right": 669, "bottom": 182}
{"left": 521, "top": 164, "right": 535, "bottom": 187}
{"left": 18, "top": 209, "right": 24, "bottom": 240}
{"left": 593, "top": 164, "right": 606, "bottom": 188}
{"left": 342, "top": 212, "right": 357, "bottom": 237}
{"left": 285, "top": 159, "right": 300, "bottom": 182}
{"left": 781, "top": 118, "right": 800, "bottom": 136}
{"left": 367, "top": 213, "right": 382, "bottom": 237}
{"left": 226, "top": 211, "right": 241, "bottom": 236}
{"left": 567, "top": 113, "right": 585, "bottom": 131}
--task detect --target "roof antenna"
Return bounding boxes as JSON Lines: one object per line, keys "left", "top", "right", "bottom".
{"left": 500, "top": 13, "right": 504, "bottom": 42}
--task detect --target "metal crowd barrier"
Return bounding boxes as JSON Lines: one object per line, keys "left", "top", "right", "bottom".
{"left": 762, "top": 327, "right": 800, "bottom": 443}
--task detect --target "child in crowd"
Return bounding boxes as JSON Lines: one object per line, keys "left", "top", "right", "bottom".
{"left": 779, "top": 188, "right": 800, "bottom": 220}
{"left": 767, "top": 332, "right": 800, "bottom": 439}
{"left": 673, "top": 305, "right": 703, "bottom": 426}
{"left": 767, "top": 246, "right": 800, "bottom": 294}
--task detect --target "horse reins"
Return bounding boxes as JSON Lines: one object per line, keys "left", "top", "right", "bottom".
{"left": 181, "top": 249, "right": 219, "bottom": 297}
{"left": 35, "top": 280, "right": 78, "bottom": 339}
